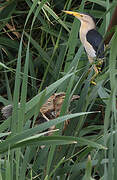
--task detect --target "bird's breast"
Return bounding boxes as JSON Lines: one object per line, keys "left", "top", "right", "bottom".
{"left": 84, "top": 40, "right": 96, "bottom": 58}
{"left": 79, "top": 23, "right": 97, "bottom": 59}
{"left": 79, "top": 28, "right": 96, "bottom": 59}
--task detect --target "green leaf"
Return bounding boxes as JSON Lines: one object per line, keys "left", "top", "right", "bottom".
{"left": 82, "top": 155, "right": 95, "bottom": 180}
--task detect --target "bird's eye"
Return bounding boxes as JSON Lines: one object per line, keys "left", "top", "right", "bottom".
{"left": 80, "top": 14, "right": 83, "bottom": 17}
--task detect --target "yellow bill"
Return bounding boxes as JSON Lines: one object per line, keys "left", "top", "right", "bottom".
{"left": 63, "top": 10, "right": 82, "bottom": 18}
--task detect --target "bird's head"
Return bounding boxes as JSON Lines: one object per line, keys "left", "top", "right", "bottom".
{"left": 63, "top": 11, "right": 96, "bottom": 29}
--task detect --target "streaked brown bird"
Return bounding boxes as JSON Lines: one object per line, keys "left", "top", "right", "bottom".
{"left": 1, "top": 92, "right": 80, "bottom": 135}
{"left": 63, "top": 11, "right": 105, "bottom": 84}
{"left": 1, "top": 93, "right": 79, "bottom": 120}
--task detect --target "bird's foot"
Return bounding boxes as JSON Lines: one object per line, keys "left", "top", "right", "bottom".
{"left": 96, "top": 59, "right": 103, "bottom": 72}
{"left": 90, "top": 80, "right": 96, "bottom": 85}
{"left": 89, "top": 61, "right": 103, "bottom": 85}
{"left": 97, "top": 66, "right": 101, "bottom": 73}
{"left": 90, "top": 74, "right": 98, "bottom": 85}
{"left": 90, "top": 65, "right": 99, "bottom": 85}
{"left": 97, "top": 59, "right": 103, "bottom": 66}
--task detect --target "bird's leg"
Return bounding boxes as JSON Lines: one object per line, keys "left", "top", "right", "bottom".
{"left": 91, "top": 59, "right": 103, "bottom": 85}
{"left": 90, "top": 64, "right": 99, "bottom": 85}
{"left": 96, "top": 59, "right": 103, "bottom": 72}
{"left": 88, "top": 56, "right": 98, "bottom": 85}
{"left": 88, "top": 56, "right": 103, "bottom": 85}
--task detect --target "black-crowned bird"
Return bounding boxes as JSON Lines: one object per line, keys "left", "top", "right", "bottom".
{"left": 63, "top": 11, "right": 105, "bottom": 84}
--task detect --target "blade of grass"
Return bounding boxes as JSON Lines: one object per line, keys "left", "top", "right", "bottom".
{"left": 109, "top": 27, "right": 117, "bottom": 180}
{"left": 1, "top": 135, "right": 107, "bottom": 154}
{"left": 0, "top": 112, "right": 99, "bottom": 153}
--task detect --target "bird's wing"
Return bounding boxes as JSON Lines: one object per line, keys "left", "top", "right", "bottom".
{"left": 86, "top": 29, "right": 104, "bottom": 58}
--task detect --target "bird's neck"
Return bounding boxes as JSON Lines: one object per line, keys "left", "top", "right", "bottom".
{"left": 80, "top": 22, "right": 96, "bottom": 44}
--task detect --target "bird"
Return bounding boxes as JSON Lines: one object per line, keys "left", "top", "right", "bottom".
{"left": 2, "top": 92, "right": 79, "bottom": 120}
{"left": 63, "top": 10, "right": 105, "bottom": 84}
{"left": 1, "top": 93, "right": 80, "bottom": 136}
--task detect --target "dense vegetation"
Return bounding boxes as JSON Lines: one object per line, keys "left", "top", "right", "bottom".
{"left": 0, "top": 0, "right": 117, "bottom": 179}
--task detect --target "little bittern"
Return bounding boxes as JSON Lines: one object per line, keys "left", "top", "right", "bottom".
{"left": 63, "top": 11, "right": 105, "bottom": 84}
{"left": 1, "top": 93, "right": 80, "bottom": 135}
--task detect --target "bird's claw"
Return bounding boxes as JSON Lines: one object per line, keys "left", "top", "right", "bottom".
{"left": 97, "top": 59, "right": 103, "bottom": 66}
{"left": 90, "top": 80, "right": 96, "bottom": 85}
{"left": 97, "top": 67, "right": 101, "bottom": 70}
{"left": 89, "top": 59, "right": 103, "bottom": 85}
